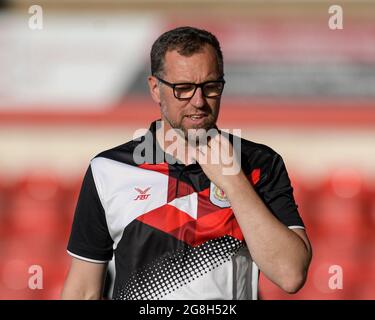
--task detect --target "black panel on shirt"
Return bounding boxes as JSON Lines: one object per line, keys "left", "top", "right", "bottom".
{"left": 67, "top": 165, "right": 114, "bottom": 262}
{"left": 95, "top": 139, "right": 142, "bottom": 168}
{"left": 242, "top": 140, "right": 305, "bottom": 228}
{"left": 113, "top": 219, "right": 189, "bottom": 288}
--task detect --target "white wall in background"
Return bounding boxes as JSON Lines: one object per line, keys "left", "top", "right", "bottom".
{"left": 0, "top": 12, "right": 160, "bottom": 110}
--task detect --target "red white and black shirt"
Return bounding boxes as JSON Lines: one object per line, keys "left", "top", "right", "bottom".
{"left": 67, "top": 120, "right": 305, "bottom": 300}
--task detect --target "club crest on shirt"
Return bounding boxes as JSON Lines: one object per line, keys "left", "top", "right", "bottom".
{"left": 209, "top": 183, "right": 230, "bottom": 208}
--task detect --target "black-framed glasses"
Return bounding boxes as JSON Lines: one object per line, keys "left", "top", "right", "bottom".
{"left": 154, "top": 76, "right": 225, "bottom": 100}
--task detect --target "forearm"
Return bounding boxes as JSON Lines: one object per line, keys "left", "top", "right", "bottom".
{"left": 224, "top": 174, "right": 311, "bottom": 293}
{"left": 61, "top": 285, "right": 102, "bottom": 300}
{"left": 60, "top": 258, "right": 107, "bottom": 300}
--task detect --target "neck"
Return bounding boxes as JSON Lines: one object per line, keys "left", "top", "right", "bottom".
{"left": 156, "top": 121, "right": 198, "bottom": 165}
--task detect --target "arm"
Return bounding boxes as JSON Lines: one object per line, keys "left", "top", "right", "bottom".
{"left": 61, "top": 257, "right": 108, "bottom": 300}
{"left": 63, "top": 165, "right": 114, "bottom": 299}
{"left": 196, "top": 134, "right": 312, "bottom": 293}
{"left": 224, "top": 174, "right": 312, "bottom": 293}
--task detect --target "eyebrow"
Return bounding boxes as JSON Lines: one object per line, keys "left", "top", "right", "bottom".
{"left": 170, "top": 70, "right": 222, "bottom": 82}
{"left": 169, "top": 76, "right": 223, "bottom": 84}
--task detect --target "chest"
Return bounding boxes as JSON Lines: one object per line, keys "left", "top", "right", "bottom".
{"left": 99, "top": 164, "right": 244, "bottom": 248}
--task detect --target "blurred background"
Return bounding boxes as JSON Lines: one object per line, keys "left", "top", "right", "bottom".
{"left": 0, "top": 0, "right": 374, "bottom": 299}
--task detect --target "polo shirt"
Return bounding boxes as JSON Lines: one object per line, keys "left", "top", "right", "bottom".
{"left": 67, "top": 119, "right": 305, "bottom": 300}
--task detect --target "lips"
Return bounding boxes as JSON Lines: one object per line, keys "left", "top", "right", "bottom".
{"left": 186, "top": 114, "right": 207, "bottom": 120}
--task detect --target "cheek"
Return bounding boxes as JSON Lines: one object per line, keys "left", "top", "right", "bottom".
{"left": 209, "top": 100, "right": 221, "bottom": 115}
{"left": 161, "top": 96, "right": 187, "bottom": 120}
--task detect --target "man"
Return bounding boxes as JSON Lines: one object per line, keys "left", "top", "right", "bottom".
{"left": 61, "top": 26, "right": 312, "bottom": 300}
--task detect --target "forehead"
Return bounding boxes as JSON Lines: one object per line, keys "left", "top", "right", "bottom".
{"left": 162, "top": 45, "right": 220, "bottom": 80}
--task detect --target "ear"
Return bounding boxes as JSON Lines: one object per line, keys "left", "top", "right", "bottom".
{"left": 148, "top": 75, "right": 161, "bottom": 104}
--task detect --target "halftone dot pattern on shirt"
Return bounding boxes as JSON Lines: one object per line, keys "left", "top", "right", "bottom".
{"left": 113, "top": 235, "right": 244, "bottom": 300}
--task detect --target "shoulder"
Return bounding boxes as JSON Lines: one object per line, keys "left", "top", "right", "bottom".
{"left": 227, "top": 131, "right": 282, "bottom": 167}
{"left": 87, "top": 135, "right": 149, "bottom": 194}
{"left": 91, "top": 134, "right": 146, "bottom": 166}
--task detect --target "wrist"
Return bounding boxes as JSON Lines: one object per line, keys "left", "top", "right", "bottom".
{"left": 222, "top": 172, "right": 252, "bottom": 198}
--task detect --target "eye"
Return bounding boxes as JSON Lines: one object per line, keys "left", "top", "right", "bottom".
{"left": 175, "top": 84, "right": 195, "bottom": 92}
{"left": 205, "top": 82, "right": 223, "bottom": 92}
{"left": 207, "top": 82, "right": 223, "bottom": 88}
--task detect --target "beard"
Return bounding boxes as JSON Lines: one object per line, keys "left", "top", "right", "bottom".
{"left": 160, "top": 104, "right": 218, "bottom": 147}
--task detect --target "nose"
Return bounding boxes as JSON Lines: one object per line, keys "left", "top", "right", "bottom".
{"left": 190, "top": 87, "right": 206, "bottom": 108}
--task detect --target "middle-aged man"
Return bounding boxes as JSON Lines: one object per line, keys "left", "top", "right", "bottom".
{"left": 62, "top": 26, "right": 312, "bottom": 300}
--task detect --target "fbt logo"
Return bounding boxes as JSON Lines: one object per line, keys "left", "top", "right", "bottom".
{"left": 134, "top": 187, "right": 151, "bottom": 200}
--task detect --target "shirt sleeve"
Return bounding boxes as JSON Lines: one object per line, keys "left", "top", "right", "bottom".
{"left": 67, "top": 165, "right": 114, "bottom": 263}
{"left": 256, "top": 152, "right": 305, "bottom": 229}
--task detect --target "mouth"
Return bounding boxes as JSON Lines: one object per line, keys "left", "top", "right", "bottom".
{"left": 185, "top": 114, "right": 208, "bottom": 121}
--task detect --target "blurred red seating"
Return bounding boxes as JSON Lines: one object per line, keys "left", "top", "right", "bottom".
{"left": 288, "top": 172, "right": 319, "bottom": 238}
{"left": 4, "top": 172, "right": 76, "bottom": 242}
{"left": 307, "top": 168, "right": 367, "bottom": 243}
{"left": 11, "top": 171, "right": 63, "bottom": 205}
{"left": 0, "top": 237, "right": 70, "bottom": 299}
{"left": 0, "top": 176, "right": 13, "bottom": 237}
{"left": 307, "top": 238, "right": 362, "bottom": 299}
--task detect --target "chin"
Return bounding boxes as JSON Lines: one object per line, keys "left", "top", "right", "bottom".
{"left": 184, "top": 126, "right": 215, "bottom": 146}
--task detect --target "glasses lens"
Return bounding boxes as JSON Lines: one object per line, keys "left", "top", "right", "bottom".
{"left": 174, "top": 84, "right": 196, "bottom": 99}
{"left": 203, "top": 82, "right": 224, "bottom": 97}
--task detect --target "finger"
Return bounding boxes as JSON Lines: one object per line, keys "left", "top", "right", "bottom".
{"left": 198, "top": 144, "right": 207, "bottom": 155}
{"left": 197, "top": 145, "right": 203, "bottom": 155}
{"left": 197, "top": 143, "right": 210, "bottom": 165}
{"left": 208, "top": 130, "right": 221, "bottom": 147}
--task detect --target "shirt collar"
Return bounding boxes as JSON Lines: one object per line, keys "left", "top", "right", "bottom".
{"left": 147, "top": 119, "right": 217, "bottom": 171}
